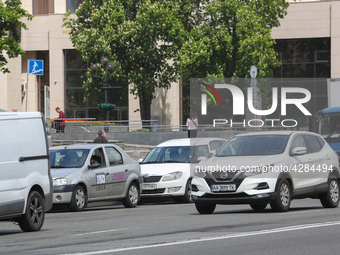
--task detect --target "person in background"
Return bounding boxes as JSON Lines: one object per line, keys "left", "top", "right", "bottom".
{"left": 12, "top": 108, "right": 17, "bottom": 112}
{"left": 93, "top": 129, "right": 108, "bottom": 143}
{"left": 55, "top": 107, "right": 66, "bottom": 133}
{"left": 186, "top": 112, "right": 198, "bottom": 138}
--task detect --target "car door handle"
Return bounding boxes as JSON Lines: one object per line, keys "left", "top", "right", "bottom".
{"left": 125, "top": 169, "right": 129, "bottom": 172}
{"left": 106, "top": 172, "right": 110, "bottom": 176}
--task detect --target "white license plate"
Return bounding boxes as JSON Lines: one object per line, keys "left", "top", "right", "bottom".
{"left": 143, "top": 184, "right": 157, "bottom": 190}
{"left": 211, "top": 184, "right": 236, "bottom": 192}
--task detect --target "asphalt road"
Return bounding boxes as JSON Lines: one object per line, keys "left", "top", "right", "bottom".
{"left": 1, "top": 198, "right": 340, "bottom": 255}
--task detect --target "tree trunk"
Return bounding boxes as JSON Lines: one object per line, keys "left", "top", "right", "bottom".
{"left": 139, "top": 89, "right": 153, "bottom": 129}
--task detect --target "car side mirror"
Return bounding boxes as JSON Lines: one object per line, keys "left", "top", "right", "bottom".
{"left": 88, "top": 162, "right": 100, "bottom": 169}
{"left": 138, "top": 158, "right": 144, "bottom": 164}
{"left": 291, "top": 147, "right": 307, "bottom": 156}
{"left": 197, "top": 156, "right": 207, "bottom": 162}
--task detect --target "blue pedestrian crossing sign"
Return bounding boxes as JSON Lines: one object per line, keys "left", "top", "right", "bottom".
{"left": 28, "top": 60, "right": 44, "bottom": 75}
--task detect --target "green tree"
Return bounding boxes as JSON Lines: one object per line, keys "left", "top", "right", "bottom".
{"left": 0, "top": 0, "right": 33, "bottom": 73}
{"left": 64, "top": 0, "right": 197, "bottom": 126}
{"left": 178, "top": 0, "right": 290, "bottom": 79}
{"left": 178, "top": 0, "right": 290, "bottom": 120}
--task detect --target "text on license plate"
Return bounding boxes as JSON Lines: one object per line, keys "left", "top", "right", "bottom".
{"left": 211, "top": 184, "right": 236, "bottom": 192}
{"left": 143, "top": 184, "right": 157, "bottom": 190}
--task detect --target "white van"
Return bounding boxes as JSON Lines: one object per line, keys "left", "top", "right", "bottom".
{"left": 0, "top": 112, "right": 53, "bottom": 232}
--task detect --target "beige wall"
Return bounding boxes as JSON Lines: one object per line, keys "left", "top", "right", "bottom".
{"left": 151, "top": 81, "right": 181, "bottom": 128}
{"left": 55, "top": 1, "right": 67, "bottom": 14}
{"left": 272, "top": 1, "right": 331, "bottom": 39}
{"left": 2, "top": 0, "right": 339, "bottom": 117}
{"left": 19, "top": 13, "right": 74, "bottom": 117}
{"left": 330, "top": 1, "right": 340, "bottom": 78}
{"left": 128, "top": 84, "right": 142, "bottom": 128}
{"left": 0, "top": 53, "right": 22, "bottom": 112}
{"left": 272, "top": 1, "right": 340, "bottom": 77}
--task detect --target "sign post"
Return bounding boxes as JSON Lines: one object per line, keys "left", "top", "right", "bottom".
{"left": 250, "top": 65, "right": 258, "bottom": 130}
{"left": 151, "top": 115, "right": 161, "bottom": 132}
{"left": 26, "top": 60, "right": 44, "bottom": 111}
{"left": 44, "top": 86, "right": 50, "bottom": 121}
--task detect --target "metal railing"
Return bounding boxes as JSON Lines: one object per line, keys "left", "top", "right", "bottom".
{"left": 47, "top": 118, "right": 302, "bottom": 133}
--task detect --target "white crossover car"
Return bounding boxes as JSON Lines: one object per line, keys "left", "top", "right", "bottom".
{"left": 192, "top": 131, "right": 340, "bottom": 213}
{"left": 140, "top": 138, "right": 226, "bottom": 202}
{"left": 50, "top": 144, "right": 142, "bottom": 211}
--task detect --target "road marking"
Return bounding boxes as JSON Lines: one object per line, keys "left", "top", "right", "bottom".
{"left": 286, "top": 209, "right": 323, "bottom": 214}
{"left": 65, "top": 221, "right": 340, "bottom": 254}
{"left": 151, "top": 216, "right": 178, "bottom": 220}
{"left": 74, "top": 228, "right": 130, "bottom": 236}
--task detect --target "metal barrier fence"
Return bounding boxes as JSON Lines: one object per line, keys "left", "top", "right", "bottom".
{"left": 47, "top": 118, "right": 299, "bottom": 133}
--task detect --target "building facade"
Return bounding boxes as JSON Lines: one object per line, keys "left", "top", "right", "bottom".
{"left": 0, "top": 0, "right": 339, "bottom": 126}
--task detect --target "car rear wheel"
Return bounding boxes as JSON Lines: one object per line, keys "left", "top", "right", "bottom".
{"left": 195, "top": 203, "right": 216, "bottom": 214}
{"left": 270, "top": 179, "right": 291, "bottom": 212}
{"left": 123, "top": 182, "right": 139, "bottom": 208}
{"left": 68, "top": 185, "right": 86, "bottom": 212}
{"left": 320, "top": 176, "right": 339, "bottom": 208}
{"left": 250, "top": 203, "right": 267, "bottom": 211}
{"left": 19, "top": 191, "right": 45, "bottom": 232}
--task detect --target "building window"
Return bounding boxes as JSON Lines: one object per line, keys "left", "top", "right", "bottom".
{"left": 273, "top": 38, "right": 330, "bottom": 78}
{"left": 68, "top": 0, "right": 83, "bottom": 13}
{"left": 272, "top": 38, "right": 331, "bottom": 131}
{"left": 64, "top": 50, "right": 128, "bottom": 121}
{"left": 33, "top": 0, "right": 54, "bottom": 15}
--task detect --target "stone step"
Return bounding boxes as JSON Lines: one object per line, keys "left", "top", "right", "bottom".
{"left": 124, "top": 143, "right": 155, "bottom": 151}
{"left": 125, "top": 150, "right": 151, "bottom": 160}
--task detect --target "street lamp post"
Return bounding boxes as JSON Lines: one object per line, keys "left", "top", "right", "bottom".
{"left": 90, "top": 57, "right": 115, "bottom": 132}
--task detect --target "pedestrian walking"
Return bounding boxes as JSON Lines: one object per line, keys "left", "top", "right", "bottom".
{"left": 93, "top": 129, "right": 108, "bottom": 143}
{"left": 186, "top": 112, "right": 198, "bottom": 138}
{"left": 55, "top": 107, "right": 66, "bottom": 133}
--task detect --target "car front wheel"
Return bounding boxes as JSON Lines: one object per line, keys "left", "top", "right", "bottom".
{"left": 123, "top": 182, "right": 139, "bottom": 208}
{"left": 270, "top": 179, "right": 291, "bottom": 212}
{"left": 68, "top": 185, "right": 86, "bottom": 212}
{"left": 19, "top": 191, "right": 45, "bottom": 232}
{"left": 320, "top": 176, "right": 339, "bottom": 208}
{"left": 174, "top": 179, "right": 192, "bottom": 203}
{"left": 195, "top": 203, "right": 216, "bottom": 214}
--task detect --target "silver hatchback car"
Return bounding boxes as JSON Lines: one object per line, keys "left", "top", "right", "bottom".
{"left": 50, "top": 144, "right": 142, "bottom": 211}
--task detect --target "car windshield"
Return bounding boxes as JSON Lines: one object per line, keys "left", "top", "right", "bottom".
{"left": 50, "top": 149, "right": 90, "bottom": 168}
{"left": 142, "top": 146, "right": 193, "bottom": 163}
{"left": 216, "top": 135, "right": 289, "bottom": 157}
{"left": 318, "top": 115, "right": 340, "bottom": 139}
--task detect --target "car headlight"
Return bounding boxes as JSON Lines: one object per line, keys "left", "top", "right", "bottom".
{"left": 242, "top": 164, "right": 273, "bottom": 177}
{"left": 162, "top": 171, "right": 183, "bottom": 181}
{"left": 53, "top": 178, "right": 68, "bottom": 186}
{"left": 194, "top": 167, "right": 206, "bottom": 178}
